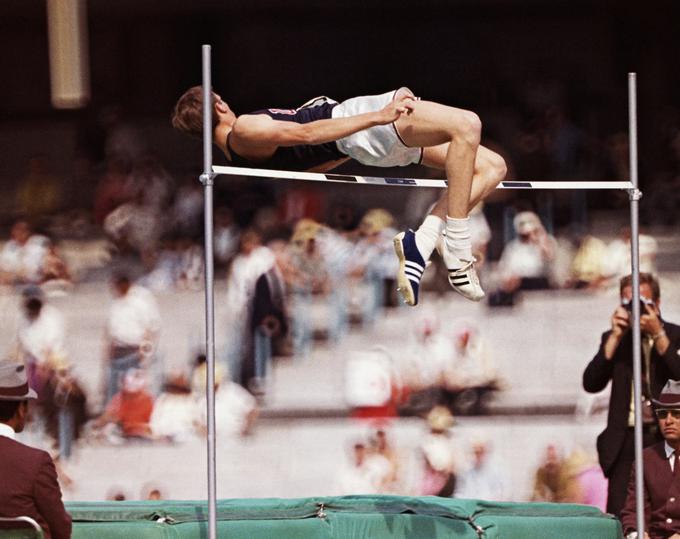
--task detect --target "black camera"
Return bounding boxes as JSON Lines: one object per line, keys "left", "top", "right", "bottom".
{"left": 622, "top": 297, "right": 655, "bottom": 314}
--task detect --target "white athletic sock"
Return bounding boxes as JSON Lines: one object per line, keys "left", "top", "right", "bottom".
{"left": 445, "top": 216, "right": 472, "bottom": 263}
{"left": 415, "top": 215, "right": 444, "bottom": 260}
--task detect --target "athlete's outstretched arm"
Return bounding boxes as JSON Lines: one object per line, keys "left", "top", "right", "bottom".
{"left": 232, "top": 95, "right": 414, "bottom": 150}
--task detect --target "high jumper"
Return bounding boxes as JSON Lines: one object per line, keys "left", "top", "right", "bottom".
{"left": 172, "top": 86, "right": 507, "bottom": 305}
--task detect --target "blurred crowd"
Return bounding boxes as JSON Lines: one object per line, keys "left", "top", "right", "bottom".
{"left": 1, "top": 73, "right": 679, "bottom": 508}
{"left": 334, "top": 406, "right": 606, "bottom": 509}
{"left": 0, "top": 120, "right": 666, "bottom": 472}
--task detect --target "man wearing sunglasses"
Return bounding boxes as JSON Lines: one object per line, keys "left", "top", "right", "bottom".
{"left": 583, "top": 273, "right": 680, "bottom": 518}
{"left": 621, "top": 380, "right": 680, "bottom": 539}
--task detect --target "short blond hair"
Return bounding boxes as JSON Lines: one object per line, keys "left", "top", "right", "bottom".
{"left": 171, "top": 86, "right": 218, "bottom": 138}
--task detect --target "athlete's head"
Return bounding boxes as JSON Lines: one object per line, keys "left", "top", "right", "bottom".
{"left": 172, "top": 86, "right": 234, "bottom": 138}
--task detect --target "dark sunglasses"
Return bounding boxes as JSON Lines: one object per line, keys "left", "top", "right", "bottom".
{"left": 655, "top": 409, "right": 680, "bottom": 420}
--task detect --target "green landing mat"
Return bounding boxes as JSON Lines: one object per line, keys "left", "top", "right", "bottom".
{"left": 0, "top": 496, "right": 622, "bottom": 538}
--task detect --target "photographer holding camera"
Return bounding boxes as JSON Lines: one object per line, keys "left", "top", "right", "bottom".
{"left": 583, "top": 273, "right": 680, "bottom": 518}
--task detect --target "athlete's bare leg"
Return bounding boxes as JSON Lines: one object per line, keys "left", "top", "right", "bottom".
{"left": 395, "top": 100, "right": 481, "bottom": 219}
{"left": 392, "top": 101, "right": 504, "bottom": 304}
{"left": 424, "top": 144, "right": 507, "bottom": 219}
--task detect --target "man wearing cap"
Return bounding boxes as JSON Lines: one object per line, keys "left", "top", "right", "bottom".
{"left": 583, "top": 273, "right": 680, "bottom": 518}
{"left": 0, "top": 359, "right": 72, "bottom": 539}
{"left": 621, "top": 380, "right": 680, "bottom": 539}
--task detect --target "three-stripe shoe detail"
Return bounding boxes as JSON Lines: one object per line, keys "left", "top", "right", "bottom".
{"left": 448, "top": 272, "right": 470, "bottom": 287}
{"left": 404, "top": 260, "right": 425, "bottom": 285}
{"left": 393, "top": 229, "right": 427, "bottom": 306}
{"left": 446, "top": 259, "right": 485, "bottom": 302}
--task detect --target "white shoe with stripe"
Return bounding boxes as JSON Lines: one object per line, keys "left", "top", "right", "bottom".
{"left": 439, "top": 243, "right": 485, "bottom": 302}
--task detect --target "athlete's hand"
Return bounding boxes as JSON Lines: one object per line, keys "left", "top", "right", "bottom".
{"left": 376, "top": 95, "right": 415, "bottom": 124}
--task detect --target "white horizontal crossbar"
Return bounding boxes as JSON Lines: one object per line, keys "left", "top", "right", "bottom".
{"left": 212, "top": 165, "right": 634, "bottom": 190}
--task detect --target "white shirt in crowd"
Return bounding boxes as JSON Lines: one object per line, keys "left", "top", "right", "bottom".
{"left": 196, "top": 382, "right": 257, "bottom": 439}
{"left": 224, "top": 246, "right": 276, "bottom": 342}
{"left": 402, "top": 333, "right": 453, "bottom": 389}
{"left": 107, "top": 284, "right": 161, "bottom": 347}
{"left": 335, "top": 452, "right": 393, "bottom": 495}
{"left": 18, "top": 304, "right": 67, "bottom": 364}
{"left": 498, "top": 238, "right": 555, "bottom": 280}
{"left": 0, "top": 235, "right": 49, "bottom": 282}
{"left": 226, "top": 246, "right": 276, "bottom": 309}
{"left": 149, "top": 392, "right": 197, "bottom": 443}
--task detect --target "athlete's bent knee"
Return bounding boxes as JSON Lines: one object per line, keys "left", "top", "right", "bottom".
{"left": 453, "top": 111, "right": 482, "bottom": 147}
{"left": 489, "top": 153, "right": 507, "bottom": 183}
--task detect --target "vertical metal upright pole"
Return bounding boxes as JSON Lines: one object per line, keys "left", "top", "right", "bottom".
{"left": 628, "top": 72, "right": 645, "bottom": 538}
{"left": 201, "top": 44, "right": 218, "bottom": 539}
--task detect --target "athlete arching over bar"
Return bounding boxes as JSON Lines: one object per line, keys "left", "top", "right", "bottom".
{"left": 172, "top": 87, "right": 507, "bottom": 305}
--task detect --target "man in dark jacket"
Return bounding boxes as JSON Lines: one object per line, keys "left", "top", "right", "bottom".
{"left": 0, "top": 359, "right": 72, "bottom": 539}
{"left": 583, "top": 273, "right": 680, "bottom": 518}
{"left": 621, "top": 379, "right": 680, "bottom": 539}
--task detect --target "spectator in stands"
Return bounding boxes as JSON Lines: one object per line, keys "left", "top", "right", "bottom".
{"left": 39, "top": 355, "right": 88, "bottom": 457}
{"left": 531, "top": 444, "right": 565, "bottom": 502}
{"left": 286, "top": 220, "right": 328, "bottom": 359}
{"left": 443, "top": 321, "right": 499, "bottom": 395}
{"left": 141, "top": 233, "right": 182, "bottom": 292}
{"left": 41, "top": 242, "right": 71, "bottom": 288}
{"left": 348, "top": 209, "right": 400, "bottom": 320}
{"left": 105, "top": 488, "right": 128, "bottom": 501}
{"left": 194, "top": 359, "right": 259, "bottom": 438}
{"left": 335, "top": 440, "right": 392, "bottom": 495}
{"left": 558, "top": 447, "right": 607, "bottom": 511}
{"left": 94, "top": 368, "right": 154, "bottom": 440}
{"left": 621, "top": 380, "right": 680, "bottom": 539}
{"left": 400, "top": 310, "right": 451, "bottom": 400}
{"left": 285, "top": 217, "right": 356, "bottom": 344}
{"left": 368, "top": 428, "right": 401, "bottom": 493}
{"left": 455, "top": 438, "right": 508, "bottom": 501}
{"left": 191, "top": 354, "right": 227, "bottom": 396}
{"left": 105, "top": 273, "right": 161, "bottom": 403}
{"left": 175, "top": 236, "right": 204, "bottom": 291}
{"left": 141, "top": 483, "right": 164, "bottom": 501}
{"left": 0, "top": 220, "right": 49, "bottom": 285}
{"left": 419, "top": 406, "right": 460, "bottom": 497}
{"left": 245, "top": 248, "right": 287, "bottom": 394}
{"left": 494, "top": 211, "right": 557, "bottom": 302}
{"left": 583, "top": 273, "right": 680, "bottom": 518}
{"left": 0, "top": 359, "right": 71, "bottom": 539}
{"left": 15, "top": 286, "right": 67, "bottom": 397}
{"left": 103, "top": 187, "right": 165, "bottom": 269}
{"left": 150, "top": 372, "right": 196, "bottom": 443}
{"left": 224, "top": 229, "right": 277, "bottom": 384}
{"left": 568, "top": 234, "right": 609, "bottom": 290}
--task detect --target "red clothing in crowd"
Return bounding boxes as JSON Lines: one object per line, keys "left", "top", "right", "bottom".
{"left": 105, "top": 390, "right": 154, "bottom": 437}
